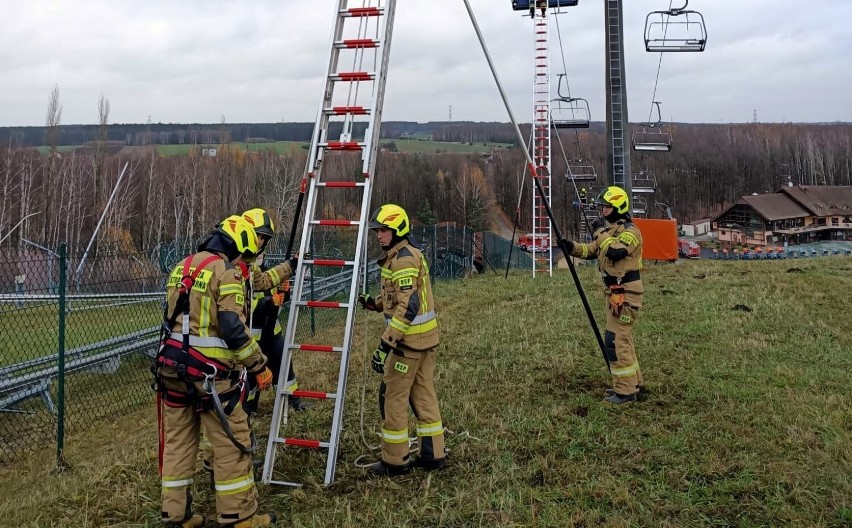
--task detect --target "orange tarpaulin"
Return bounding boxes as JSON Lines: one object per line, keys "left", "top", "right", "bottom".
{"left": 632, "top": 218, "right": 678, "bottom": 261}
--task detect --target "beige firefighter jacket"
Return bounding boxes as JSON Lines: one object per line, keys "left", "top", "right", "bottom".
{"left": 165, "top": 251, "right": 266, "bottom": 373}
{"left": 248, "top": 260, "right": 294, "bottom": 337}
{"left": 373, "top": 238, "right": 439, "bottom": 351}
{"left": 570, "top": 219, "right": 645, "bottom": 305}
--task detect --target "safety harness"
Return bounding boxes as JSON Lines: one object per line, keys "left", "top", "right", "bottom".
{"left": 153, "top": 254, "right": 253, "bottom": 464}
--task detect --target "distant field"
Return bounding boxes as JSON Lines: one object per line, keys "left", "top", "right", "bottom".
{"left": 33, "top": 139, "right": 513, "bottom": 157}
{"left": 390, "top": 139, "right": 513, "bottom": 153}
{"left": 33, "top": 145, "right": 81, "bottom": 154}
{"left": 155, "top": 141, "right": 307, "bottom": 156}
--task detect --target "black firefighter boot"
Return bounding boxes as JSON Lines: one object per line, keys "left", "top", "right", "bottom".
{"left": 164, "top": 514, "right": 205, "bottom": 528}
{"left": 603, "top": 392, "right": 637, "bottom": 405}
{"left": 368, "top": 460, "right": 411, "bottom": 476}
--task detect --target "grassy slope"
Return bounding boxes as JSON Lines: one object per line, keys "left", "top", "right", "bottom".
{"left": 1, "top": 258, "right": 851, "bottom": 527}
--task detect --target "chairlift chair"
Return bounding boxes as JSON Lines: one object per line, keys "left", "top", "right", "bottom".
{"left": 550, "top": 74, "right": 591, "bottom": 129}
{"left": 644, "top": 0, "right": 707, "bottom": 52}
{"left": 550, "top": 98, "right": 591, "bottom": 129}
{"left": 566, "top": 163, "right": 597, "bottom": 182}
{"left": 511, "top": 0, "right": 578, "bottom": 11}
{"left": 631, "top": 171, "right": 657, "bottom": 193}
{"left": 632, "top": 195, "right": 648, "bottom": 216}
{"left": 632, "top": 101, "right": 673, "bottom": 152}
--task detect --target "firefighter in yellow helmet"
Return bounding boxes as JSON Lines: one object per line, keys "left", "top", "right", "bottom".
{"left": 240, "top": 208, "right": 304, "bottom": 413}
{"left": 559, "top": 186, "right": 645, "bottom": 404}
{"left": 153, "top": 216, "right": 277, "bottom": 528}
{"left": 357, "top": 204, "right": 446, "bottom": 475}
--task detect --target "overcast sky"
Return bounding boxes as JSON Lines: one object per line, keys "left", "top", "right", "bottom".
{"left": 2, "top": 0, "right": 850, "bottom": 127}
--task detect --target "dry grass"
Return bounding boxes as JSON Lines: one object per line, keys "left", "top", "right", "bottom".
{"left": 2, "top": 257, "right": 851, "bottom": 527}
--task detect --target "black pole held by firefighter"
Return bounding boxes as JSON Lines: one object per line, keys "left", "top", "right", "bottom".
{"left": 462, "top": 0, "right": 610, "bottom": 372}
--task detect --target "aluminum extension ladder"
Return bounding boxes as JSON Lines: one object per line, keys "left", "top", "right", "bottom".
{"left": 262, "top": 0, "right": 397, "bottom": 487}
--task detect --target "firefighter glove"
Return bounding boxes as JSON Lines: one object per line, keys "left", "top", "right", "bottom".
{"left": 558, "top": 238, "right": 574, "bottom": 254}
{"left": 358, "top": 293, "right": 378, "bottom": 311}
{"left": 609, "top": 285, "right": 625, "bottom": 317}
{"left": 372, "top": 340, "right": 393, "bottom": 374}
{"left": 271, "top": 291, "right": 285, "bottom": 307}
{"left": 591, "top": 219, "right": 605, "bottom": 232}
{"left": 255, "top": 367, "right": 274, "bottom": 391}
{"left": 287, "top": 255, "right": 299, "bottom": 271}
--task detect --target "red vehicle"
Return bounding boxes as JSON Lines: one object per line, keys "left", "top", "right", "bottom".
{"left": 517, "top": 233, "right": 551, "bottom": 253}
{"left": 678, "top": 238, "right": 701, "bottom": 259}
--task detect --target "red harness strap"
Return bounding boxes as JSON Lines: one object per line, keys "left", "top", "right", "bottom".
{"left": 178, "top": 254, "right": 222, "bottom": 295}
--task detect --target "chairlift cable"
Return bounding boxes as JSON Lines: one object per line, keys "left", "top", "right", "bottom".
{"left": 552, "top": 123, "right": 595, "bottom": 235}
{"left": 647, "top": 0, "right": 673, "bottom": 123}
{"left": 506, "top": 126, "right": 534, "bottom": 279}
{"left": 553, "top": 13, "right": 586, "bottom": 162}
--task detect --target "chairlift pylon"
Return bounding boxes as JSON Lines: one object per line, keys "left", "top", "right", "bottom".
{"left": 644, "top": 0, "right": 707, "bottom": 52}
{"left": 632, "top": 102, "right": 673, "bottom": 152}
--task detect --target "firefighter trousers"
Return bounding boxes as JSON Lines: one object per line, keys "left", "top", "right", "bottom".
{"left": 160, "top": 377, "right": 258, "bottom": 525}
{"left": 604, "top": 297, "right": 643, "bottom": 396}
{"left": 379, "top": 346, "right": 445, "bottom": 467}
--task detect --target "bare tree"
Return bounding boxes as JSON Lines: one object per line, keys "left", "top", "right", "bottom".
{"left": 93, "top": 94, "right": 111, "bottom": 212}
{"left": 0, "top": 141, "right": 22, "bottom": 242}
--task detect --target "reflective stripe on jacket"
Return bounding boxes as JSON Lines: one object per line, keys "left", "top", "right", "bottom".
{"left": 570, "top": 220, "right": 645, "bottom": 299}
{"left": 165, "top": 252, "right": 265, "bottom": 372}
{"left": 377, "top": 239, "right": 439, "bottom": 350}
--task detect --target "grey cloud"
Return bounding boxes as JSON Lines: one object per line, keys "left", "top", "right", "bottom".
{"left": 1, "top": 0, "right": 850, "bottom": 126}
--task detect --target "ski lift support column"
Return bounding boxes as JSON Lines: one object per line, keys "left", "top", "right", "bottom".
{"left": 605, "top": 0, "right": 632, "bottom": 211}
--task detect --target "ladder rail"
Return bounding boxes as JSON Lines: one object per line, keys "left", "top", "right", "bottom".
{"left": 263, "top": 0, "right": 396, "bottom": 488}
{"left": 262, "top": 0, "right": 347, "bottom": 485}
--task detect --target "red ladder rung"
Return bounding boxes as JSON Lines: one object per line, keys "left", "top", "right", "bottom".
{"left": 305, "top": 301, "right": 343, "bottom": 309}
{"left": 324, "top": 141, "right": 363, "bottom": 151}
{"left": 313, "top": 219, "right": 358, "bottom": 227}
{"left": 333, "top": 72, "right": 374, "bottom": 82}
{"left": 338, "top": 39, "right": 379, "bottom": 49}
{"left": 280, "top": 437, "right": 328, "bottom": 449}
{"left": 320, "top": 181, "right": 361, "bottom": 188}
{"left": 295, "top": 343, "right": 339, "bottom": 352}
{"left": 345, "top": 7, "right": 382, "bottom": 17}
{"left": 290, "top": 390, "right": 335, "bottom": 400}
{"left": 310, "top": 259, "right": 349, "bottom": 267}
{"left": 327, "top": 106, "right": 369, "bottom": 115}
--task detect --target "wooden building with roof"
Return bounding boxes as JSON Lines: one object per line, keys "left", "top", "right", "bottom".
{"left": 712, "top": 185, "right": 852, "bottom": 246}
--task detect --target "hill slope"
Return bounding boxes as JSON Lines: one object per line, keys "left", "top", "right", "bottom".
{"left": 2, "top": 258, "right": 851, "bottom": 527}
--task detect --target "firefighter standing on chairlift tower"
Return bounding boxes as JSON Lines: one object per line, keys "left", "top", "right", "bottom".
{"left": 153, "top": 216, "right": 277, "bottom": 528}
{"left": 559, "top": 186, "right": 645, "bottom": 404}
{"left": 357, "top": 204, "right": 447, "bottom": 476}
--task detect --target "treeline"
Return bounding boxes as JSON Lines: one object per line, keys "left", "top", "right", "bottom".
{"left": 1, "top": 122, "right": 850, "bottom": 255}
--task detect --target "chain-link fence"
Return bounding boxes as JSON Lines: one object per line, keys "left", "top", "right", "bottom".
{"left": 412, "top": 224, "right": 535, "bottom": 278}
{"left": 1, "top": 227, "right": 530, "bottom": 464}
{"left": 0, "top": 244, "right": 164, "bottom": 464}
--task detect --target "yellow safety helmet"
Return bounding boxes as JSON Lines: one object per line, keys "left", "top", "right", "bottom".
{"left": 217, "top": 215, "right": 259, "bottom": 261}
{"left": 595, "top": 186, "right": 630, "bottom": 215}
{"left": 368, "top": 203, "right": 410, "bottom": 237}
{"left": 242, "top": 208, "right": 275, "bottom": 238}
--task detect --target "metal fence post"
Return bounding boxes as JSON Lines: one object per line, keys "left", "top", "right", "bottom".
{"left": 56, "top": 243, "right": 69, "bottom": 470}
